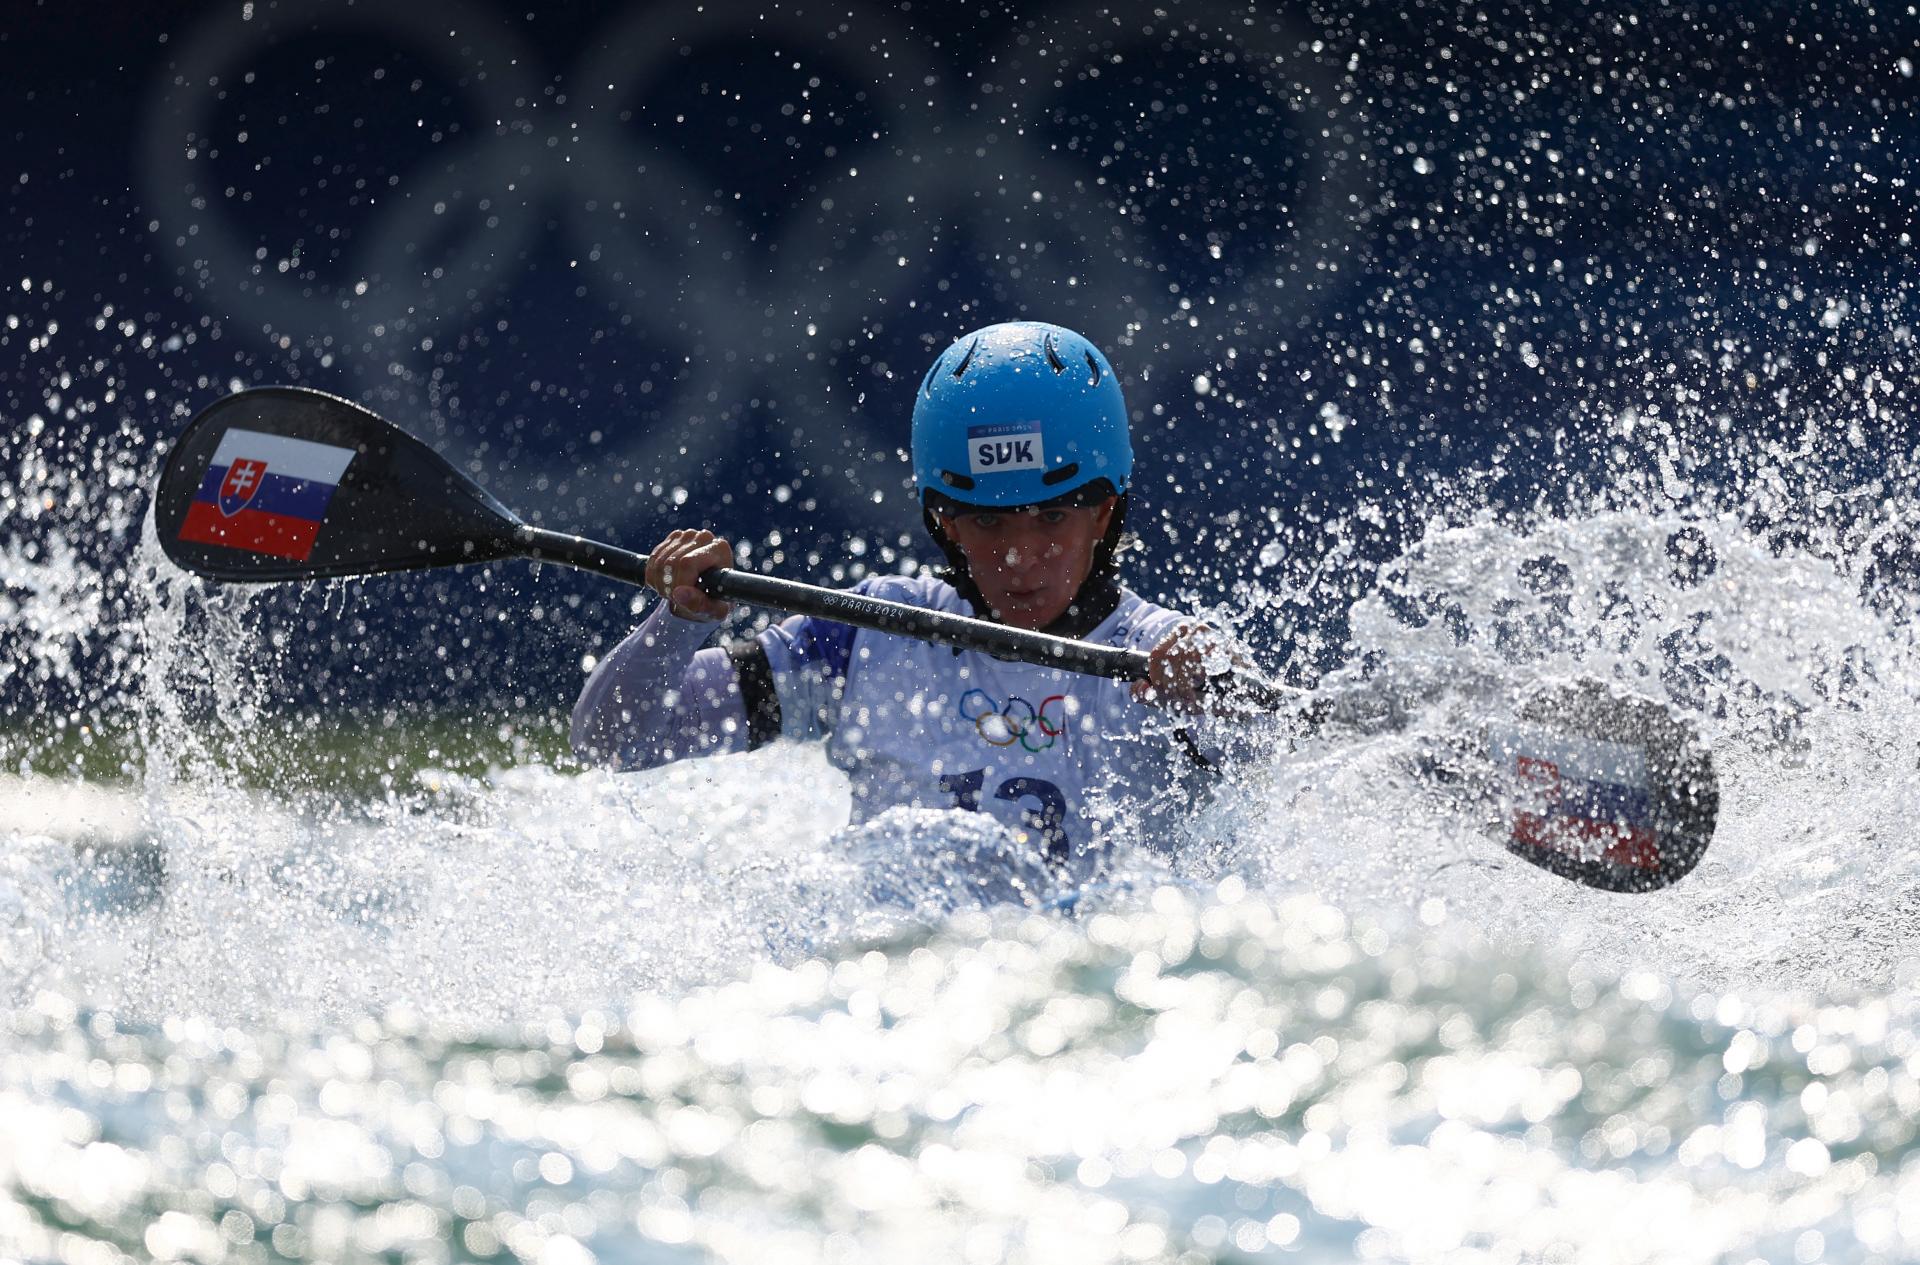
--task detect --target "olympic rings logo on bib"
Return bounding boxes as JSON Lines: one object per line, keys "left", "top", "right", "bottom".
{"left": 960, "top": 689, "right": 1069, "bottom": 753}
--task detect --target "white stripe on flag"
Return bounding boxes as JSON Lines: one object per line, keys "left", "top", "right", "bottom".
{"left": 209, "top": 428, "right": 356, "bottom": 485}
{"left": 1487, "top": 724, "right": 1648, "bottom": 788}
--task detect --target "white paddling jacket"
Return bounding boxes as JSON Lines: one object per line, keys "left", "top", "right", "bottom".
{"left": 570, "top": 573, "right": 1242, "bottom": 867}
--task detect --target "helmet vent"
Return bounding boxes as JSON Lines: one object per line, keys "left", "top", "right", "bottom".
{"left": 1042, "top": 333, "right": 1067, "bottom": 373}
{"left": 950, "top": 338, "right": 980, "bottom": 379}
{"left": 1041, "top": 462, "right": 1080, "bottom": 487}
{"left": 1084, "top": 351, "right": 1102, "bottom": 386}
{"left": 940, "top": 469, "right": 976, "bottom": 490}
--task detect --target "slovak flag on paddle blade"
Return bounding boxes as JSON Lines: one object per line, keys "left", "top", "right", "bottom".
{"left": 176, "top": 428, "right": 357, "bottom": 562}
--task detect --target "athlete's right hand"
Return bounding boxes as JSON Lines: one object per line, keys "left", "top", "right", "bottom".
{"left": 645, "top": 529, "right": 735, "bottom": 622}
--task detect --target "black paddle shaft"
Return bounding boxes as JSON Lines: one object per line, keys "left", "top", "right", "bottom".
{"left": 519, "top": 527, "right": 1160, "bottom": 684}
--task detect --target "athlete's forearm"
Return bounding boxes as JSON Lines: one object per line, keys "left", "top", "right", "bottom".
{"left": 570, "top": 602, "right": 751, "bottom": 770}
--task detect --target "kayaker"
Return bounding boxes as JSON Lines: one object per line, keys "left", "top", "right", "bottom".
{"left": 571, "top": 321, "right": 1261, "bottom": 871}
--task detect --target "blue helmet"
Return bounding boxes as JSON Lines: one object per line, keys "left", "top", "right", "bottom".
{"left": 912, "top": 321, "right": 1132, "bottom": 509}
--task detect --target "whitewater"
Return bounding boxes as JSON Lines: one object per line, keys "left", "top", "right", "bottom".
{"left": 5, "top": 398, "right": 1920, "bottom": 1263}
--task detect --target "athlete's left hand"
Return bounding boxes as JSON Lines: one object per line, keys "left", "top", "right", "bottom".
{"left": 1133, "top": 623, "right": 1231, "bottom": 712}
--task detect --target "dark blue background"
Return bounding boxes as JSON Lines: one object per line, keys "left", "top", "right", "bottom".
{"left": 4, "top": 1, "right": 1915, "bottom": 728}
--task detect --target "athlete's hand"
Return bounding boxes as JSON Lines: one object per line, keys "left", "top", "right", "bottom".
{"left": 645, "top": 529, "right": 735, "bottom": 622}
{"left": 1132, "top": 623, "right": 1226, "bottom": 712}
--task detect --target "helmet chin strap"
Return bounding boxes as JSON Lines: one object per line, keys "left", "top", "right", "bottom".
{"left": 920, "top": 495, "right": 1130, "bottom": 640}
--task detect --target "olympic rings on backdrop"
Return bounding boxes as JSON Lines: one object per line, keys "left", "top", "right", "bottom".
{"left": 141, "top": 0, "right": 1366, "bottom": 516}
{"left": 960, "top": 688, "right": 1068, "bottom": 753}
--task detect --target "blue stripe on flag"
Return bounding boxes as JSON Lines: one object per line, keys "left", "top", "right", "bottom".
{"left": 194, "top": 465, "right": 339, "bottom": 522}
{"left": 1555, "top": 778, "right": 1652, "bottom": 827}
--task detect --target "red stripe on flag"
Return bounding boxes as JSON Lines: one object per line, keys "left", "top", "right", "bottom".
{"left": 1512, "top": 812, "right": 1661, "bottom": 870}
{"left": 178, "top": 501, "right": 322, "bottom": 562}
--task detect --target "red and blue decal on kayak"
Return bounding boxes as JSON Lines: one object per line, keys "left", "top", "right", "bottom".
{"left": 176, "top": 428, "right": 357, "bottom": 562}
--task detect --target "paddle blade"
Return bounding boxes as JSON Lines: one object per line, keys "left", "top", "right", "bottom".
{"left": 1488, "top": 680, "right": 1718, "bottom": 892}
{"left": 155, "top": 386, "right": 526, "bottom": 582}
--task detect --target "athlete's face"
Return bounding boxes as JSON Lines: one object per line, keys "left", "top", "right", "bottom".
{"left": 939, "top": 497, "right": 1118, "bottom": 630}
